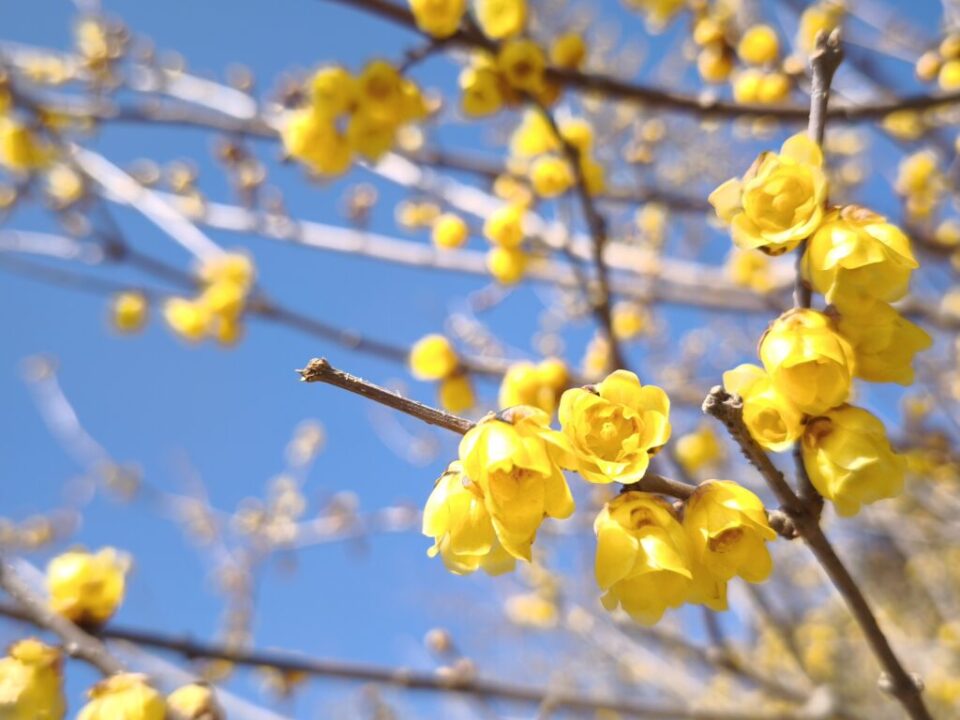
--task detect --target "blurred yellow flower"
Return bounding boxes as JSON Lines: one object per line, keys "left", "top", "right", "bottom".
{"left": 77, "top": 674, "right": 165, "bottom": 720}
{"left": 431, "top": 213, "right": 469, "bottom": 249}
{"left": 487, "top": 246, "right": 528, "bottom": 284}
{"left": 530, "top": 155, "right": 573, "bottom": 197}
{"left": 409, "top": 0, "right": 466, "bottom": 38}
{"left": 409, "top": 334, "right": 459, "bottom": 380}
{"left": 497, "top": 39, "right": 546, "bottom": 93}
{"left": 475, "top": 0, "right": 526, "bottom": 39}
{"left": 834, "top": 300, "right": 932, "bottom": 386}
{"left": 47, "top": 547, "right": 127, "bottom": 625}
{"left": 737, "top": 25, "right": 779, "bottom": 66}
{"left": 438, "top": 373, "right": 475, "bottom": 412}
{"left": 167, "top": 683, "right": 224, "bottom": 720}
{"left": 674, "top": 424, "right": 724, "bottom": 474}
{"left": 483, "top": 203, "right": 525, "bottom": 248}
{"left": 0, "top": 638, "right": 65, "bottom": 720}
{"left": 111, "top": 292, "right": 148, "bottom": 334}
{"left": 498, "top": 358, "right": 569, "bottom": 414}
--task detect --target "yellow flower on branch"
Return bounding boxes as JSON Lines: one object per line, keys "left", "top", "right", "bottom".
{"left": 167, "top": 683, "right": 225, "bottom": 720}
{"left": 163, "top": 298, "right": 212, "bottom": 343}
{"left": 47, "top": 547, "right": 127, "bottom": 625}
{"left": 483, "top": 203, "right": 525, "bottom": 248}
{"left": 559, "top": 370, "right": 671, "bottom": 484}
{"left": 0, "top": 119, "right": 54, "bottom": 172}
{"left": 737, "top": 25, "right": 780, "bottom": 66}
{"left": 458, "top": 406, "right": 576, "bottom": 561}
{"left": 497, "top": 39, "right": 547, "bottom": 93}
{"left": 409, "top": 0, "right": 466, "bottom": 38}
{"left": 309, "top": 66, "right": 357, "bottom": 116}
{"left": 487, "top": 246, "right": 528, "bottom": 284}
{"left": 475, "top": 0, "right": 527, "bottom": 39}
{"left": 709, "top": 133, "right": 827, "bottom": 256}
{"left": 438, "top": 372, "right": 476, "bottom": 412}
{"left": 110, "top": 292, "right": 148, "bottom": 334}
{"left": 594, "top": 492, "right": 692, "bottom": 625}
{"left": 459, "top": 64, "right": 504, "bottom": 117}
{"left": 758, "top": 309, "right": 855, "bottom": 416}
{"left": 674, "top": 424, "right": 724, "bottom": 474}
{"left": 77, "top": 674, "right": 165, "bottom": 720}
{"left": 801, "top": 405, "right": 906, "bottom": 517}
{"left": 530, "top": 155, "right": 573, "bottom": 198}
{"left": 409, "top": 334, "right": 459, "bottom": 380}
{"left": 431, "top": 213, "right": 469, "bottom": 249}
{"left": 722, "top": 364, "right": 803, "bottom": 452}
{"left": 498, "top": 358, "right": 569, "bottom": 414}
{"left": 803, "top": 206, "right": 918, "bottom": 305}
{"left": 0, "top": 639, "right": 65, "bottom": 720}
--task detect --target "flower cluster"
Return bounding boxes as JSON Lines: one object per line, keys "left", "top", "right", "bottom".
{"left": 282, "top": 61, "right": 427, "bottom": 176}
{"left": 409, "top": 333, "right": 475, "bottom": 412}
{"left": 423, "top": 370, "right": 777, "bottom": 625}
{"left": 712, "top": 133, "right": 930, "bottom": 517}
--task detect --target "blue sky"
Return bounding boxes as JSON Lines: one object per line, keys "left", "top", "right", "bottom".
{"left": 0, "top": 0, "right": 949, "bottom": 716}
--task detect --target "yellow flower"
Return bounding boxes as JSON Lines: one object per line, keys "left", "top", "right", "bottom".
{"left": 459, "top": 65, "right": 504, "bottom": 117}
{"left": 732, "top": 70, "right": 791, "bottom": 104}
{"left": 530, "top": 155, "right": 573, "bottom": 197}
{"left": 409, "top": 0, "right": 465, "bottom": 37}
{"left": 355, "top": 60, "right": 404, "bottom": 123}
{"left": 722, "top": 364, "right": 803, "bottom": 452}
{"left": 346, "top": 109, "right": 396, "bottom": 162}
{"left": 77, "top": 674, "right": 165, "bottom": 720}
{"left": 498, "top": 359, "right": 569, "bottom": 414}
{"left": 510, "top": 110, "right": 559, "bottom": 158}
{"left": 409, "top": 334, "right": 459, "bottom": 380}
{"left": 797, "top": 1, "right": 844, "bottom": 54}
{"left": 832, "top": 300, "right": 931, "bottom": 386}
{"left": 626, "top": 0, "right": 685, "bottom": 32}
{"left": 483, "top": 204, "right": 525, "bottom": 248}
{"left": 550, "top": 33, "right": 586, "bottom": 69}
{"left": 282, "top": 108, "right": 352, "bottom": 176}
{"left": 497, "top": 39, "right": 546, "bottom": 93}
{"left": 697, "top": 44, "right": 734, "bottom": 84}
{"left": 674, "top": 424, "right": 723, "bottom": 474}
{"left": 431, "top": 213, "right": 469, "bottom": 249}
{"left": 611, "top": 302, "right": 649, "bottom": 340}
{"left": 199, "top": 252, "right": 255, "bottom": 289}
{"left": 458, "top": 407, "right": 576, "bottom": 560}
{"left": 559, "top": 118, "right": 593, "bottom": 154}
{"left": 594, "top": 492, "right": 692, "bottom": 625}
{"left": 801, "top": 406, "right": 906, "bottom": 516}
{"left": 725, "top": 248, "right": 774, "bottom": 293}
{"left": 198, "top": 279, "right": 246, "bottom": 320}
{"left": 0, "top": 119, "right": 53, "bottom": 172}
{"left": 580, "top": 156, "right": 606, "bottom": 195}
{"left": 895, "top": 151, "right": 940, "bottom": 196}
{"left": 423, "top": 461, "right": 517, "bottom": 575}
{"left": 709, "top": 133, "right": 827, "bottom": 255}
{"left": 0, "top": 639, "right": 65, "bottom": 720}
{"left": 45, "top": 164, "right": 84, "bottom": 206}
{"left": 111, "top": 292, "right": 148, "bottom": 333}
{"left": 804, "top": 206, "right": 918, "bottom": 306}
{"left": 487, "top": 247, "right": 528, "bottom": 284}
{"left": 163, "top": 298, "right": 212, "bottom": 342}
{"left": 166, "top": 683, "right": 224, "bottom": 720}
{"left": 683, "top": 480, "right": 775, "bottom": 586}
{"left": 559, "top": 370, "right": 671, "bottom": 484}
{"left": 940, "top": 59, "right": 960, "bottom": 90}
{"left": 758, "top": 309, "right": 855, "bottom": 415}
{"left": 309, "top": 66, "right": 357, "bottom": 116}
{"left": 737, "top": 25, "right": 779, "bottom": 65}
{"left": 505, "top": 592, "right": 558, "bottom": 628}
{"left": 438, "top": 373, "right": 475, "bottom": 412}
{"left": 475, "top": 0, "right": 526, "bottom": 39}
{"left": 47, "top": 547, "right": 127, "bottom": 625}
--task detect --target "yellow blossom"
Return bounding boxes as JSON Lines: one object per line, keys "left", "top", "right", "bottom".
{"left": 697, "top": 44, "right": 734, "bottom": 84}
{"left": 797, "top": 1, "right": 844, "bottom": 54}
{"left": 709, "top": 133, "right": 826, "bottom": 255}
{"left": 483, "top": 204, "right": 525, "bottom": 248}
{"left": 505, "top": 592, "right": 558, "bottom": 628}
{"left": 47, "top": 547, "right": 127, "bottom": 625}
{"left": 758, "top": 309, "right": 855, "bottom": 415}
{"left": 45, "top": 164, "right": 84, "bottom": 206}
{"left": 939, "top": 59, "right": 960, "bottom": 90}
{"left": 530, "top": 155, "right": 573, "bottom": 197}
{"left": 612, "top": 302, "right": 649, "bottom": 340}
{"left": 498, "top": 359, "right": 569, "bottom": 414}
{"left": 803, "top": 206, "right": 918, "bottom": 305}
{"left": 346, "top": 109, "right": 397, "bottom": 162}
{"left": 882, "top": 110, "right": 925, "bottom": 141}
{"left": 626, "top": 0, "right": 686, "bottom": 32}
{"left": 309, "top": 66, "right": 357, "bottom": 116}
{"left": 915, "top": 51, "right": 941, "bottom": 82}
{"left": 458, "top": 64, "right": 504, "bottom": 117}
{"left": 475, "top": 0, "right": 527, "bottom": 39}
{"left": 0, "top": 119, "right": 53, "bottom": 172}
{"left": 438, "top": 373, "right": 476, "bottom": 412}
{"left": 282, "top": 108, "right": 352, "bottom": 176}
{"left": 510, "top": 110, "right": 559, "bottom": 157}
{"left": 559, "top": 370, "right": 671, "bottom": 484}
{"left": 487, "top": 246, "right": 528, "bottom": 284}
{"left": 594, "top": 492, "right": 692, "bottom": 624}
{"left": 458, "top": 407, "right": 576, "bottom": 560}
{"left": 166, "top": 683, "right": 224, "bottom": 720}
{"left": 722, "top": 364, "right": 803, "bottom": 452}
{"left": 738, "top": 25, "right": 779, "bottom": 65}
{"left": 833, "top": 300, "right": 932, "bottom": 386}
{"left": 431, "top": 213, "right": 469, "bottom": 249}
{"left": 674, "top": 424, "right": 724, "bottom": 473}
{"left": 409, "top": 0, "right": 465, "bottom": 37}
{"left": 497, "top": 39, "right": 546, "bottom": 93}
{"left": 895, "top": 150, "right": 940, "bottom": 196}
{"left": 199, "top": 252, "right": 255, "bottom": 289}
{"left": 77, "top": 674, "right": 165, "bottom": 720}
{"left": 550, "top": 33, "right": 587, "bottom": 70}
{"left": 111, "top": 292, "right": 148, "bottom": 333}
{"left": 725, "top": 248, "right": 774, "bottom": 293}
{"left": 409, "top": 334, "right": 459, "bottom": 380}
{"left": 559, "top": 118, "right": 593, "bottom": 154}
{"left": 0, "top": 639, "right": 65, "bottom": 720}
{"left": 163, "top": 298, "right": 212, "bottom": 342}
{"left": 801, "top": 405, "right": 906, "bottom": 516}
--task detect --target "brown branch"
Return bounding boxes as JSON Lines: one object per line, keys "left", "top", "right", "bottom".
{"left": 0, "top": 558, "right": 125, "bottom": 676}
{"left": 702, "top": 387, "right": 932, "bottom": 720}
{"left": 298, "top": 357, "right": 475, "bottom": 434}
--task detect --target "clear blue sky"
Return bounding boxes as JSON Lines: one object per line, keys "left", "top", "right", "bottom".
{"left": 0, "top": 0, "right": 947, "bottom": 716}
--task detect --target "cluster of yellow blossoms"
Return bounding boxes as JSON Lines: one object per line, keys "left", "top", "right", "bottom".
{"left": 409, "top": 333, "right": 476, "bottom": 412}
{"left": 711, "top": 132, "right": 931, "bottom": 516}
{"left": 915, "top": 30, "right": 960, "bottom": 91}
{"left": 423, "top": 370, "right": 777, "bottom": 624}
{"left": 282, "top": 61, "right": 427, "bottom": 176}
{"left": 0, "top": 548, "right": 224, "bottom": 719}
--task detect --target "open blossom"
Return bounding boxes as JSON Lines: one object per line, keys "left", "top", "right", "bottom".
{"left": 47, "top": 547, "right": 127, "bottom": 625}
{"left": 722, "top": 364, "right": 804, "bottom": 452}
{"left": 559, "top": 370, "right": 671, "bottom": 484}
{"left": 594, "top": 492, "right": 693, "bottom": 625}
{"left": 709, "top": 133, "right": 827, "bottom": 255}
{"left": 78, "top": 674, "right": 165, "bottom": 720}
{"left": 0, "top": 639, "right": 65, "bottom": 720}
{"left": 803, "top": 206, "right": 919, "bottom": 305}
{"left": 458, "top": 407, "right": 576, "bottom": 561}
{"left": 801, "top": 406, "right": 906, "bottom": 517}
{"left": 759, "top": 309, "right": 855, "bottom": 416}
{"left": 833, "top": 300, "right": 932, "bottom": 386}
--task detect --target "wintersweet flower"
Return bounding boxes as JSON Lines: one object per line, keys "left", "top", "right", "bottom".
{"left": 722, "top": 364, "right": 804, "bottom": 452}
{"left": 803, "top": 206, "right": 918, "bottom": 304}
{"left": 438, "top": 373, "right": 475, "bottom": 413}
{"left": 475, "top": 0, "right": 527, "bottom": 39}
{"left": 458, "top": 406, "right": 576, "bottom": 561}
{"left": 459, "top": 65, "right": 504, "bottom": 117}
{"left": 0, "top": 639, "right": 65, "bottom": 720}
{"left": 409, "top": 0, "right": 466, "bottom": 38}
{"left": 497, "top": 39, "right": 546, "bottom": 93}
{"left": 737, "top": 24, "right": 780, "bottom": 65}
{"left": 486, "top": 246, "right": 528, "bottom": 284}
{"left": 559, "top": 370, "right": 671, "bottom": 484}
{"left": 801, "top": 406, "right": 906, "bottom": 516}
{"left": 77, "top": 674, "right": 165, "bottom": 720}
{"left": 47, "top": 547, "right": 127, "bottom": 625}
{"left": 409, "top": 334, "right": 459, "bottom": 380}
{"left": 758, "top": 309, "right": 855, "bottom": 416}
{"left": 483, "top": 203, "right": 525, "bottom": 248}
{"left": 0, "top": 119, "right": 54, "bottom": 172}
{"left": 110, "top": 292, "right": 148, "bottom": 333}
{"left": 431, "top": 213, "right": 469, "bottom": 249}
{"left": 166, "top": 683, "right": 225, "bottom": 720}
{"left": 498, "top": 358, "right": 569, "bottom": 415}
{"left": 674, "top": 424, "right": 724, "bottom": 474}
{"left": 530, "top": 155, "right": 573, "bottom": 198}
{"left": 594, "top": 492, "right": 692, "bottom": 625}
{"left": 709, "top": 133, "right": 827, "bottom": 256}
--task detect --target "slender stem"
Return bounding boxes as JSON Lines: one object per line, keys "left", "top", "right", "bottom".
{"left": 298, "top": 357, "right": 475, "bottom": 434}
{"left": 0, "top": 559, "right": 125, "bottom": 676}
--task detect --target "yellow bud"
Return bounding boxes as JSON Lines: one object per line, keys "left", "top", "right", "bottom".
{"left": 0, "top": 119, "right": 53, "bottom": 172}
{"left": 163, "top": 298, "right": 212, "bottom": 342}
{"left": 409, "top": 334, "right": 459, "bottom": 380}
{"left": 697, "top": 43, "right": 734, "bottom": 84}
{"left": 941, "top": 33, "right": 960, "bottom": 60}
{"left": 549, "top": 33, "right": 587, "bottom": 70}
{"left": 510, "top": 110, "right": 559, "bottom": 158}
{"left": 483, "top": 204, "right": 525, "bottom": 248}
{"left": 458, "top": 65, "right": 504, "bottom": 117}
{"left": 722, "top": 364, "right": 803, "bottom": 452}
{"left": 47, "top": 547, "right": 127, "bottom": 625}
{"left": 111, "top": 292, "right": 148, "bottom": 333}
{"left": 475, "top": 0, "right": 527, "bottom": 39}
{"left": 725, "top": 248, "right": 773, "bottom": 293}
{"left": 529, "top": 155, "right": 573, "bottom": 198}
{"left": 78, "top": 673, "right": 165, "bottom": 720}
{"left": 0, "top": 639, "right": 65, "bottom": 720}
{"left": 693, "top": 16, "right": 725, "bottom": 46}
{"left": 166, "top": 683, "right": 224, "bottom": 720}
{"left": 498, "top": 359, "right": 568, "bottom": 414}
{"left": 409, "top": 0, "right": 466, "bottom": 38}
{"left": 505, "top": 592, "right": 558, "bottom": 628}
{"left": 737, "top": 25, "right": 779, "bottom": 65}
{"left": 939, "top": 59, "right": 960, "bottom": 90}
{"left": 756, "top": 72, "right": 790, "bottom": 104}
{"left": 431, "top": 213, "right": 469, "bottom": 249}
{"left": 282, "top": 108, "right": 352, "bottom": 176}
{"left": 497, "top": 39, "right": 546, "bottom": 93}
{"left": 486, "top": 246, "right": 528, "bottom": 284}
{"left": 611, "top": 302, "right": 649, "bottom": 340}
{"left": 45, "top": 164, "right": 84, "bottom": 206}
{"left": 438, "top": 373, "right": 475, "bottom": 412}
{"left": 915, "top": 50, "right": 941, "bottom": 82}
{"left": 674, "top": 424, "right": 723, "bottom": 473}
{"left": 309, "top": 66, "right": 357, "bottom": 116}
